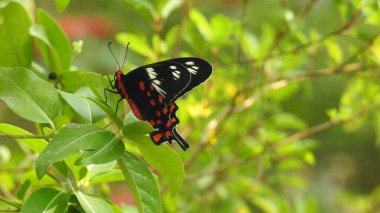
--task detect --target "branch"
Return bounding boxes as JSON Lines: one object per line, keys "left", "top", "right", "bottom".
{"left": 185, "top": 62, "right": 380, "bottom": 169}
{"left": 235, "top": 7, "right": 362, "bottom": 66}
{"left": 0, "top": 197, "right": 21, "bottom": 208}
{"left": 0, "top": 132, "right": 53, "bottom": 140}
{"left": 0, "top": 209, "right": 20, "bottom": 212}
{"left": 235, "top": 63, "right": 379, "bottom": 113}
{"left": 187, "top": 102, "right": 380, "bottom": 179}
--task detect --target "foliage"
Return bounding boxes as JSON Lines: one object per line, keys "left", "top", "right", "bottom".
{"left": 1, "top": 0, "right": 380, "bottom": 212}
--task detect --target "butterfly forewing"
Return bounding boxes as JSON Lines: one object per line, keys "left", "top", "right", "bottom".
{"left": 169, "top": 57, "right": 212, "bottom": 101}
{"left": 125, "top": 61, "right": 191, "bottom": 103}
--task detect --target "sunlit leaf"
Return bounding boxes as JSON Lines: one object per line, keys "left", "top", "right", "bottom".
{"left": 0, "top": 67, "right": 62, "bottom": 126}
{"left": 75, "top": 191, "right": 113, "bottom": 213}
{"left": 55, "top": 0, "right": 70, "bottom": 12}
{"left": 118, "top": 151, "right": 162, "bottom": 213}
{"left": 130, "top": 136, "right": 185, "bottom": 195}
{"left": 0, "top": 2, "right": 33, "bottom": 67}
{"left": 35, "top": 124, "right": 123, "bottom": 179}
{"left": 21, "top": 188, "right": 69, "bottom": 213}
{"left": 0, "top": 123, "right": 48, "bottom": 153}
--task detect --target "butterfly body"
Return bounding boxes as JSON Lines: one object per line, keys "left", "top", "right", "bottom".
{"left": 108, "top": 57, "right": 212, "bottom": 150}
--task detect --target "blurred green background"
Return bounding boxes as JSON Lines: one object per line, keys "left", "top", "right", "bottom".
{"left": 1, "top": 0, "right": 380, "bottom": 212}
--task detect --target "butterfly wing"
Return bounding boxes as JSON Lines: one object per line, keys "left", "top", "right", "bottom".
{"left": 168, "top": 57, "right": 212, "bottom": 102}
{"left": 120, "top": 58, "right": 211, "bottom": 150}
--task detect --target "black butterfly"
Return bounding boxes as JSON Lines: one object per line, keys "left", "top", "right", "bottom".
{"left": 105, "top": 42, "right": 212, "bottom": 150}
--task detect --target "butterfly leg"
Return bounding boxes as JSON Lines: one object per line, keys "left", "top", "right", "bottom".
{"left": 103, "top": 88, "right": 119, "bottom": 104}
{"left": 103, "top": 74, "right": 117, "bottom": 89}
{"left": 114, "top": 98, "right": 124, "bottom": 114}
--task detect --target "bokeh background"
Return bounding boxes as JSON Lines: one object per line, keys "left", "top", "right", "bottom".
{"left": 1, "top": 0, "right": 380, "bottom": 212}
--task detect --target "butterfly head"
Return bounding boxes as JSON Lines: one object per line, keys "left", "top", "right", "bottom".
{"left": 108, "top": 41, "right": 130, "bottom": 75}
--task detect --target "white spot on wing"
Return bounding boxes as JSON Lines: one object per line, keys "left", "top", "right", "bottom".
{"left": 192, "top": 66, "right": 199, "bottom": 70}
{"left": 153, "top": 79, "right": 161, "bottom": 85}
{"left": 170, "top": 65, "right": 177, "bottom": 69}
{"left": 185, "top": 61, "right": 195, "bottom": 65}
{"left": 172, "top": 71, "right": 180, "bottom": 80}
{"left": 146, "top": 67, "right": 157, "bottom": 80}
{"left": 152, "top": 84, "right": 166, "bottom": 96}
{"left": 188, "top": 67, "right": 197, "bottom": 74}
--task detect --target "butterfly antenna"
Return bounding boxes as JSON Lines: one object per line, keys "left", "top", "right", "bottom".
{"left": 108, "top": 42, "right": 121, "bottom": 70}
{"left": 121, "top": 42, "right": 130, "bottom": 69}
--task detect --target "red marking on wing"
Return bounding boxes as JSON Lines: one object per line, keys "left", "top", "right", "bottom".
{"left": 171, "top": 117, "right": 177, "bottom": 123}
{"left": 165, "top": 131, "right": 172, "bottom": 138}
{"left": 156, "top": 120, "right": 162, "bottom": 125}
{"left": 146, "top": 91, "right": 151, "bottom": 97}
{"left": 162, "top": 107, "right": 168, "bottom": 115}
{"left": 149, "top": 120, "right": 155, "bottom": 126}
{"left": 156, "top": 110, "right": 161, "bottom": 117}
{"left": 150, "top": 85, "right": 154, "bottom": 90}
{"left": 166, "top": 120, "right": 172, "bottom": 128}
{"left": 139, "top": 81, "right": 145, "bottom": 90}
{"left": 152, "top": 133, "right": 163, "bottom": 143}
{"left": 158, "top": 95, "right": 164, "bottom": 103}
{"left": 169, "top": 103, "right": 176, "bottom": 112}
{"left": 150, "top": 99, "right": 156, "bottom": 106}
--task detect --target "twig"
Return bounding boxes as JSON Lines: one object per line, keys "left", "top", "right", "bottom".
{"left": 235, "top": 63, "right": 378, "bottom": 112}
{"left": 235, "top": 7, "right": 362, "bottom": 66}
{"left": 185, "top": 62, "right": 380, "bottom": 170}
{"left": 0, "top": 132, "right": 53, "bottom": 140}
{"left": 0, "top": 209, "right": 20, "bottom": 212}
{"left": 187, "top": 102, "right": 380, "bottom": 179}
{"left": 172, "top": 0, "right": 190, "bottom": 57}
{"left": 0, "top": 197, "right": 21, "bottom": 208}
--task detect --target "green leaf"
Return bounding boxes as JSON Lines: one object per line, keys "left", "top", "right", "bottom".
{"left": 75, "top": 191, "right": 113, "bottom": 213}
{"left": 0, "top": 2, "right": 33, "bottom": 67}
{"left": 130, "top": 136, "right": 185, "bottom": 195}
{"left": 21, "top": 188, "right": 69, "bottom": 213}
{"left": 76, "top": 134, "right": 124, "bottom": 165}
{"left": 0, "top": 67, "right": 62, "bottom": 127}
{"left": 55, "top": 0, "right": 70, "bottom": 12}
{"left": 0, "top": 123, "right": 48, "bottom": 153}
{"left": 35, "top": 124, "right": 123, "bottom": 179}
{"left": 116, "top": 33, "right": 155, "bottom": 59}
{"left": 123, "top": 112, "right": 155, "bottom": 136}
{"left": 16, "top": 179, "right": 31, "bottom": 200}
{"left": 272, "top": 113, "right": 307, "bottom": 131}
{"left": 59, "top": 89, "right": 107, "bottom": 124}
{"left": 165, "top": 25, "right": 180, "bottom": 50}
{"left": 87, "top": 97, "right": 123, "bottom": 129}
{"left": 89, "top": 163, "right": 125, "bottom": 184}
{"left": 118, "top": 151, "right": 162, "bottom": 213}
{"left": 90, "top": 170, "right": 124, "bottom": 184}
{"left": 60, "top": 71, "right": 87, "bottom": 93}
{"left": 160, "top": 0, "right": 183, "bottom": 19}
{"left": 209, "top": 14, "right": 234, "bottom": 45}
{"left": 80, "top": 72, "right": 124, "bottom": 114}
{"left": 80, "top": 72, "right": 108, "bottom": 100}
{"left": 189, "top": 9, "right": 212, "bottom": 41}
{"left": 325, "top": 39, "right": 342, "bottom": 64}
{"left": 121, "top": 0, "right": 155, "bottom": 21}
{"left": 33, "top": 9, "right": 72, "bottom": 73}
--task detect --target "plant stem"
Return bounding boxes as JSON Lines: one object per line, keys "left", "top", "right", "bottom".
{"left": 0, "top": 132, "right": 53, "bottom": 139}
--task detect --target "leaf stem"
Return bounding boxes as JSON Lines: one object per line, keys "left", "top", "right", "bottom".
{"left": 0, "top": 132, "right": 53, "bottom": 139}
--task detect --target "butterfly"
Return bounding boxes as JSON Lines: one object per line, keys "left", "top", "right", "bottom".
{"left": 104, "top": 42, "right": 212, "bottom": 150}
